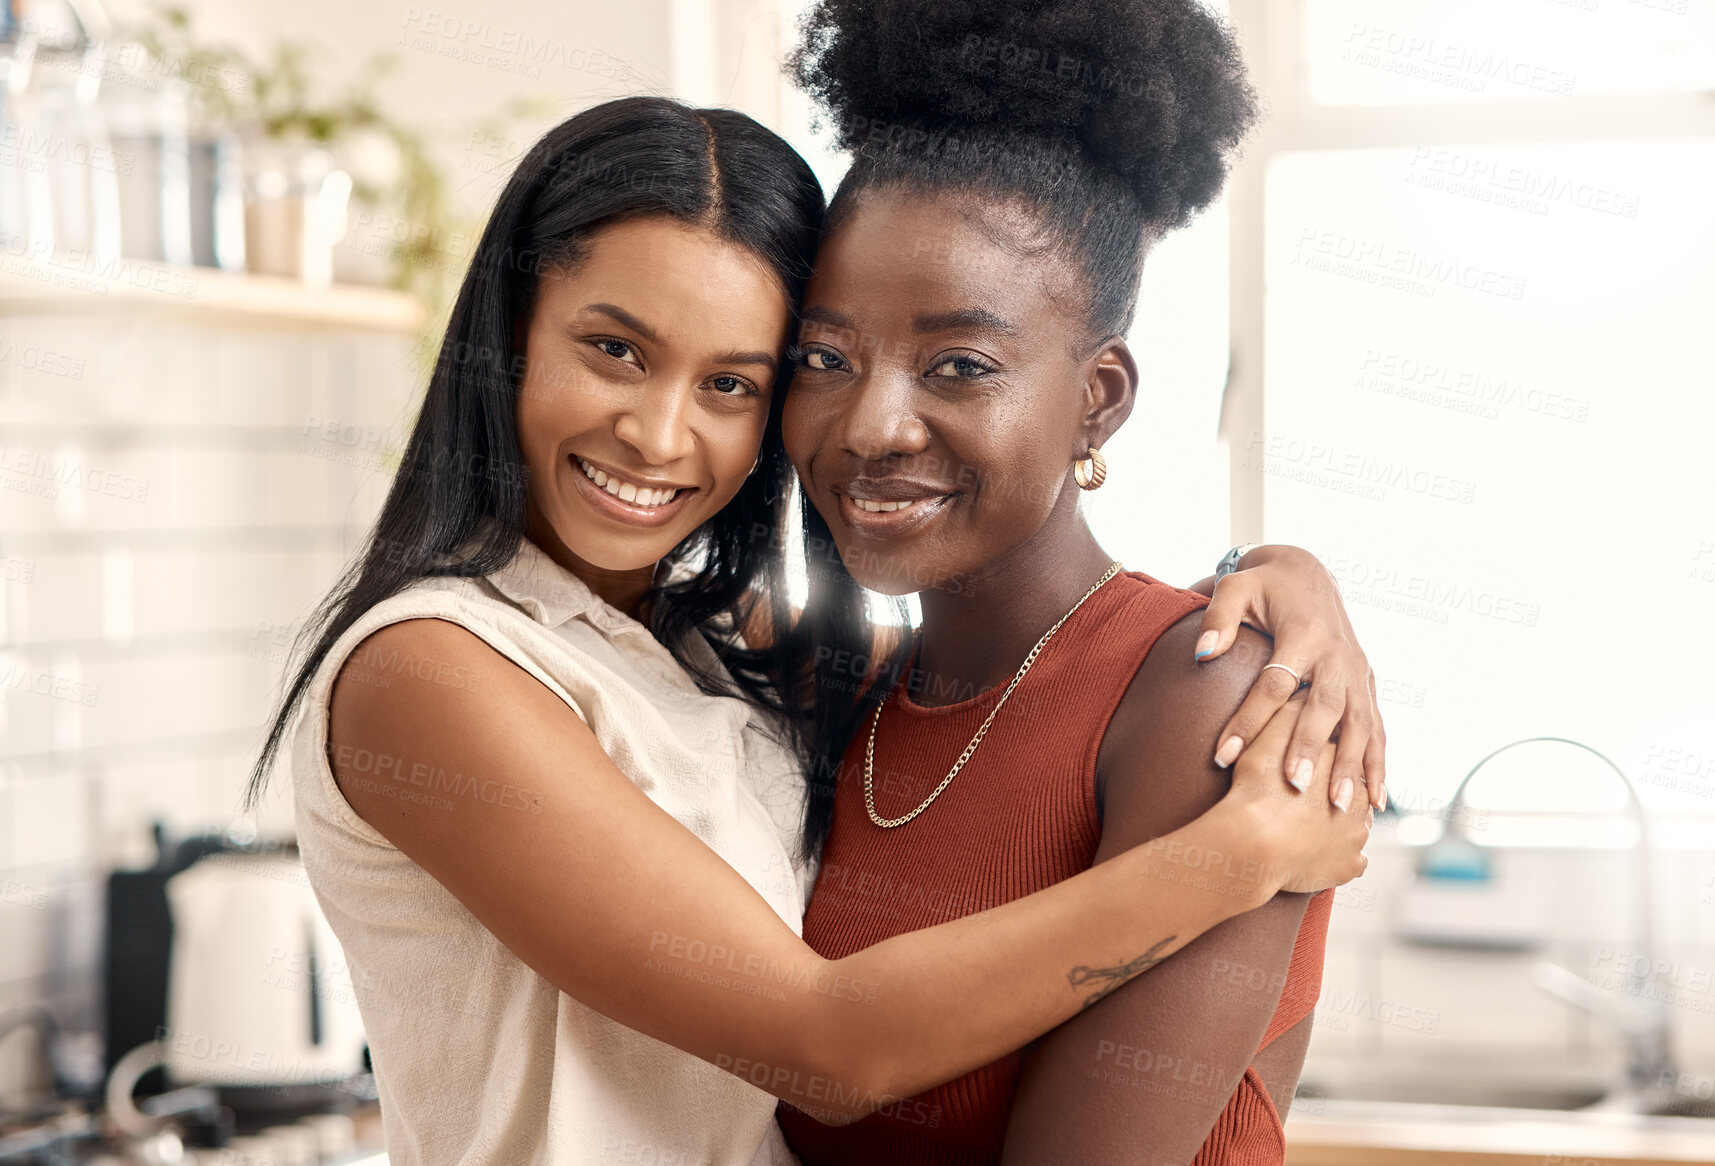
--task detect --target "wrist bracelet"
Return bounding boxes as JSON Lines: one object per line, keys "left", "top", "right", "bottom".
{"left": 1214, "top": 542, "right": 1262, "bottom": 580}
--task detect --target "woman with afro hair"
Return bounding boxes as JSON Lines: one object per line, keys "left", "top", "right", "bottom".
{"left": 773, "top": 0, "right": 1369, "bottom": 1162}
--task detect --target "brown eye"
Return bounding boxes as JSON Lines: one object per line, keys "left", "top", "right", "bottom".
{"left": 795, "top": 347, "right": 848, "bottom": 372}
{"left": 926, "top": 353, "right": 995, "bottom": 378}
{"left": 594, "top": 338, "right": 640, "bottom": 365}
{"left": 709, "top": 374, "right": 758, "bottom": 397}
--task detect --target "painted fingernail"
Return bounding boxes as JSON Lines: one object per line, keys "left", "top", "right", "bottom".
{"left": 1290, "top": 759, "right": 1314, "bottom": 792}
{"left": 1333, "top": 778, "right": 1354, "bottom": 813}
{"left": 1378, "top": 785, "right": 1388, "bottom": 812}
{"left": 1214, "top": 735, "right": 1243, "bottom": 768}
{"left": 1194, "top": 630, "right": 1219, "bottom": 660}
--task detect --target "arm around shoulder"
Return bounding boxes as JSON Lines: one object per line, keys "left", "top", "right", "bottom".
{"left": 1001, "top": 615, "right": 1313, "bottom": 1163}
{"left": 324, "top": 615, "right": 1297, "bottom": 1125}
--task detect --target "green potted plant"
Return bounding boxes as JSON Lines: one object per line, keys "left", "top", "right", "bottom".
{"left": 123, "top": 5, "right": 547, "bottom": 311}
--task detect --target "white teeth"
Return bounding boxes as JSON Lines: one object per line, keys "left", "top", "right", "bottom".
{"left": 577, "top": 457, "right": 680, "bottom": 508}
{"left": 854, "top": 498, "right": 915, "bottom": 513}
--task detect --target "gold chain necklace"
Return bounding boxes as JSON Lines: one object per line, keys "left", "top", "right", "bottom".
{"left": 863, "top": 561, "right": 1125, "bottom": 829}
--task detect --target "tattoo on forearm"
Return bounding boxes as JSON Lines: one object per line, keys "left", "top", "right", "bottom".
{"left": 1067, "top": 936, "right": 1177, "bottom": 1009}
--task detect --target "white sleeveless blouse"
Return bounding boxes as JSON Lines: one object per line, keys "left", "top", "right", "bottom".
{"left": 288, "top": 534, "right": 812, "bottom": 1165}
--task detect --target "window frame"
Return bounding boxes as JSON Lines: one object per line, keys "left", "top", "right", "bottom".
{"left": 1221, "top": 0, "right": 1715, "bottom": 541}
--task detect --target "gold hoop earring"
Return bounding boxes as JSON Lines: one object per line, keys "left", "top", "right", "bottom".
{"left": 747, "top": 455, "right": 761, "bottom": 478}
{"left": 1073, "top": 446, "right": 1107, "bottom": 491}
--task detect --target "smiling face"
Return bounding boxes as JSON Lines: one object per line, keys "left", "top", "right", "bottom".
{"left": 515, "top": 215, "right": 792, "bottom": 583}
{"left": 783, "top": 190, "right": 1134, "bottom": 596}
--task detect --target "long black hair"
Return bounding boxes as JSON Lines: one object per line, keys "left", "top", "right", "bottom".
{"left": 248, "top": 96, "right": 843, "bottom": 853}
{"left": 783, "top": 0, "right": 1262, "bottom": 822}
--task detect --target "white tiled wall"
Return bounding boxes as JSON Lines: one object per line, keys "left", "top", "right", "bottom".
{"left": 0, "top": 306, "right": 416, "bottom": 1095}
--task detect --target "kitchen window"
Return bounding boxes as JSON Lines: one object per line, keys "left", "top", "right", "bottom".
{"left": 1225, "top": 0, "right": 1715, "bottom": 828}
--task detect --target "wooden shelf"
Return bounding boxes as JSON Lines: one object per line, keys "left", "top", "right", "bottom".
{"left": 0, "top": 256, "right": 425, "bottom": 333}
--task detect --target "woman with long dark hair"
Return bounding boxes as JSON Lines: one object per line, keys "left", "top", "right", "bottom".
{"left": 252, "top": 96, "right": 1373, "bottom": 1165}
{"left": 776, "top": 1, "right": 1351, "bottom": 1162}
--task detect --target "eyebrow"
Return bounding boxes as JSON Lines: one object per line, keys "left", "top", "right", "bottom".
{"left": 584, "top": 303, "right": 776, "bottom": 373}
{"left": 583, "top": 302, "right": 661, "bottom": 345}
{"left": 800, "top": 304, "right": 853, "bottom": 330}
{"left": 713, "top": 349, "right": 778, "bottom": 373}
{"left": 801, "top": 303, "right": 1017, "bottom": 337}
{"left": 913, "top": 307, "right": 1017, "bottom": 336}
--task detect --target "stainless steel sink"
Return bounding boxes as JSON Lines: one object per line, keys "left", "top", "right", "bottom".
{"left": 1286, "top": 1092, "right": 1715, "bottom": 1156}
{"left": 1297, "top": 1077, "right": 1607, "bottom": 1111}
{"left": 1296, "top": 1059, "right": 1715, "bottom": 1118}
{"left": 1595, "top": 1090, "right": 1715, "bottom": 1120}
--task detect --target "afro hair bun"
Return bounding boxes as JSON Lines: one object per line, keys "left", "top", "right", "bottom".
{"left": 788, "top": 0, "right": 1259, "bottom": 230}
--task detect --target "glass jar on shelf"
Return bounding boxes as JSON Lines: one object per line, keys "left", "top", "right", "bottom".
{"left": 0, "top": 30, "right": 57, "bottom": 262}
{"left": 98, "top": 60, "right": 192, "bottom": 265}
{"left": 32, "top": 35, "right": 123, "bottom": 265}
{"left": 241, "top": 132, "right": 351, "bottom": 286}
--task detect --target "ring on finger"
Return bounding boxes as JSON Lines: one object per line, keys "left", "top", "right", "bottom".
{"left": 1262, "top": 662, "right": 1309, "bottom": 689}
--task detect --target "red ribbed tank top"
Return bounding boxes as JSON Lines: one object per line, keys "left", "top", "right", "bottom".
{"left": 777, "top": 571, "right": 1332, "bottom": 1165}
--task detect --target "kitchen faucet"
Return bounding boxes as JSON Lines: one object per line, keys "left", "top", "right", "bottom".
{"left": 1442, "top": 737, "right": 1677, "bottom": 1107}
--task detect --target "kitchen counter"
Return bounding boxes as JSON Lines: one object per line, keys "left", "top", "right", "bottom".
{"left": 1287, "top": 1101, "right": 1715, "bottom": 1165}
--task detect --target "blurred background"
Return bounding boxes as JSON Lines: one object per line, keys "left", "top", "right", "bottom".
{"left": 1, "top": 0, "right": 1712, "bottom": 1161}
